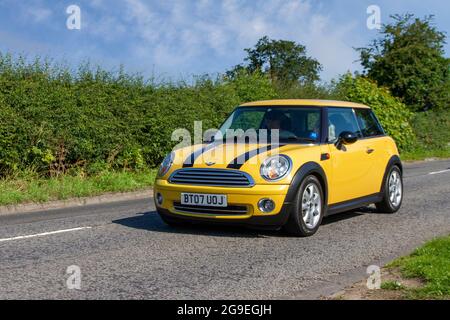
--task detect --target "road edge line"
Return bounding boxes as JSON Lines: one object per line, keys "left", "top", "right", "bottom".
{"left": 0, "top": 189, "right": 153, "bottom": 216}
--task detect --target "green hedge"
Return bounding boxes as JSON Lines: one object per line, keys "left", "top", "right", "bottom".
{"left": 0, "top": 55, "right": 277, "bottom": 177}
{"left": 411, "top": 110, "right": 450, "bottom": 150}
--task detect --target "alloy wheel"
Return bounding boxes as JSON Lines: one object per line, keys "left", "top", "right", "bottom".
{"left": 388, "top": 170, "right": 402, "bottom": 207}
{"left": 301, "top": 183, "right": 322, "bottom": 229}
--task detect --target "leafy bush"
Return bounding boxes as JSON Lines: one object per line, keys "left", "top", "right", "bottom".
{"left": 276, "top": 82, "right": 335, "bottom": 100}
{"left": 335, "top": 74, "right": 416, "bottom": 151}
{"left": 411, "top": 110, "right": 450, "bottom": 150}
{"left": 0, "top": 103, "right": 25, "bottom": 173}
{"left": 0, "top": 54, "right": 277, "bottom": 177}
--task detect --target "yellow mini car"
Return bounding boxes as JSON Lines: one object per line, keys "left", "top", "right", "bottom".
{"left": 154, "top": 99, "right": 403, "bottom": 237}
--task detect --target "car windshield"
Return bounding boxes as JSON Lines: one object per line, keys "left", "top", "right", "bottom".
{"left": 216, "top": 107, "right": 321, "bottom": 144}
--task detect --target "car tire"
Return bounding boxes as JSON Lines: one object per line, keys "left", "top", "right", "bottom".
{"left": 283, "top": 175, "right": 325, "bottom": 237}
{"left": 376, "top": 165, "right": 403, "bottom": 213}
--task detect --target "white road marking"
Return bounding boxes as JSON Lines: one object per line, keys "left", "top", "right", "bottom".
{"left": 0, "top": 226, "right": 92, "bottom": 243}
{"left": 429, "top": 169, "right": 450, "bottom": 175}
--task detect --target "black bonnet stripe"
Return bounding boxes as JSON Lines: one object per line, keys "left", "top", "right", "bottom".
{"left": 227, "top": 144, "right": 285, "bottom": 169}
{"left": 183, "top": 143, "right": 218, "bottom": 168}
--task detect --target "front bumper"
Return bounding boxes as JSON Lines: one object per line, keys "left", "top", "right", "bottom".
{"left": 153, "top": 179, "right": 292, "bottom": 228}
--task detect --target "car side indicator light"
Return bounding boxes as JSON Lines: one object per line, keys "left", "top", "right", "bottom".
{"left": 320, "top": 153, "right": 330, "bottom": 161}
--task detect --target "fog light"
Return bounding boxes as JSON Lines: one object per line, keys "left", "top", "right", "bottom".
{"left": 156, "top": 193, "right": 163, "bottom": 206}
{"left": 258, "top": 198, "right": 275, "bottom": 213}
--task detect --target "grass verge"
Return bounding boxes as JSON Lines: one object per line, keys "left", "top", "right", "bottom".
{"left": 386, "top": 235, "right": 450, "bottom": 299}
{"left": 0, "top": 169, "right": 157, "bottom": 206}
{"left": 331, "top": 235, "right": 450, "bottom": 300}
{"left": 401, "top": 146, "right": 450, "bottom": 161}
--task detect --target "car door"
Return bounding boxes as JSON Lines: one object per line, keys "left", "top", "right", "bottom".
{"left": 326, "top": 107, "right": 375, "bottom": 204}
{"left": 353, "top": 108, "right": 388, "bottom": 195}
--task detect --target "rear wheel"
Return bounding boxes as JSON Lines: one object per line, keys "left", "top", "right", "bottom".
{"left": 376, "top": 166, "right": 403, "bottom": 213}
{"left": 283, "top": 175, "right": 325, "bottom": 237}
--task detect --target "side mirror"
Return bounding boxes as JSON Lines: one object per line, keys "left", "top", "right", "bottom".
{"left": 337, "top": 131, "right": 358, "bottom": 147}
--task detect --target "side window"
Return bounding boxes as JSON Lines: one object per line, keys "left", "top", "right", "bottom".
{"left": 286, "top": 109, "right": 321, "bottom": 141}
{"left": 327, "top": 107, "right": 361, "bottom": 142}
{"left": 354, "top": 109, "right": 384, "bottom": 137}
{"left": 306, "top": 111, "right": 321, "bottom": 132}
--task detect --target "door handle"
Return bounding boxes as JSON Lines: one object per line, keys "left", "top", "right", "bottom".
{"left": 367, "top": 148, "right": 375, "bottom": 154}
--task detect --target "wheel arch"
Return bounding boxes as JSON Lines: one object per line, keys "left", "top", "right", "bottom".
{"left": 285, "top": 161, "right": 328, "bottom": 208}
{"left": 380, "top": 155, "right": 403, "bottom": 193}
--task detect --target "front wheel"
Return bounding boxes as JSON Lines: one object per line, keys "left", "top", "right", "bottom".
{"left": 376, "top": 166, "right": 403, "bottom": 213}
{"left": 283, "top": 175, "right": 325, "bottom": 237}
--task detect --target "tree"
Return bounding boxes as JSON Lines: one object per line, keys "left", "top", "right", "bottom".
{"left": 357, "top": 14, "right": 450, "bottom": 111}
{"left": 228, "top": 36, "right": 322, "bottom": 87}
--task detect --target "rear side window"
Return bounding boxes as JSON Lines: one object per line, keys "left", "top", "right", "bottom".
{"left": 354, "top": 108, "right": 384, "bottom": 137}
{"left": 327, "top": 107, "right": 361, "bottom": 142}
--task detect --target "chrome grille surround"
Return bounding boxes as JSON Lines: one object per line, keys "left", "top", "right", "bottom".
{"left": 169, "top": 168, "right": 254, "bottom": 187}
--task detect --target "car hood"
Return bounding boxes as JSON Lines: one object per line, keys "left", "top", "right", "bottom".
{"left": 168, "top": 142, "right": 316, "bottom": 183}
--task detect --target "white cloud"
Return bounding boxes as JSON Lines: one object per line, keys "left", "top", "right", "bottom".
{"left": 28, "top": 7, "right": 52, "bottom": 22}
{"left": 11, "top": 0, "right": 53, "bottom": 24}
{"left": 304, "top": 15, "right": 360, "bottom": 81}
{"left": 122, "top": 0, "right": 158, "bottom": 44}
{"left": 83, "top": 0, "right": 362, "bottom": 81}
{"left": 86, "top": 15, "right": 127, "bottom": 41}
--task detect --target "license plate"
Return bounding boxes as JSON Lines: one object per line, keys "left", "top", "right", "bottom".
{"left": 181, "top": 193, "right": 227, "bottom": 207}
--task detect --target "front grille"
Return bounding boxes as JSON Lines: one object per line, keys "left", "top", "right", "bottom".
{"left": 169, "top": 168, "right": 254, "bottom": 187}
{"left": 173, "top": 202, "right": 248, "bottom": 215}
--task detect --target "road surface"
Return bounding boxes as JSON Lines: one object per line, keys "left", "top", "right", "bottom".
{"left": 0, "top": 160, "right": 449, "bottom": 299}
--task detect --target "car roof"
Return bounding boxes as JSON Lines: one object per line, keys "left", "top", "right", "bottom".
{"left": 240, "top": 99, "right": 370, "bottom": 109}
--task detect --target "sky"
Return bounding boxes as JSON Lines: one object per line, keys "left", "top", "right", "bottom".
{"left": 0, "top": 0, "right": 448, "bottom": 82}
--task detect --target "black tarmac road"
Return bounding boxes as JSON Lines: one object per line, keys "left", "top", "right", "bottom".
{"left": 0, "top": 160, "right": 449, "bottom": 299}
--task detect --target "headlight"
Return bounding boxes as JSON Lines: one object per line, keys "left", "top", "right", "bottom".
{"left": 260, "top": 155, "right": 292, "bottom": 181}
{"left": 158, "top": 152, "right": 175, "bottom": 177}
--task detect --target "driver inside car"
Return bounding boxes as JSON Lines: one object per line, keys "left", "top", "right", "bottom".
{"left": 263, "top": 110, "right": 283, "bottom": 130}
{"left": 262, "top": 110, "right": 293, "bottom": 139}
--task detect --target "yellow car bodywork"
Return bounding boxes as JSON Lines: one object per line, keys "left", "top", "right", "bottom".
{"left": 154, "top": 99, "right": 401, "bottom": 229}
